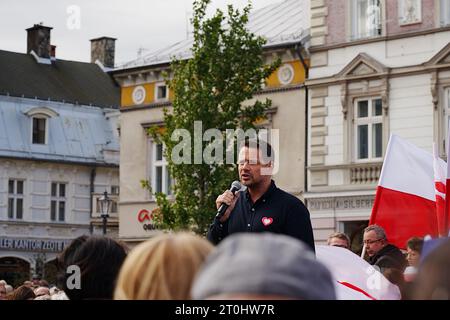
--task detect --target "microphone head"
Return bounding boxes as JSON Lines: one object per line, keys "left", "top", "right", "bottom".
{"left": 230, "top": 180, "right": 242, "bottom": 192}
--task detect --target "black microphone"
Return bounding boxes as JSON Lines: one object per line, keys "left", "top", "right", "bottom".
{"left": 216, "top": 181, "right": 242, "bottom": 219}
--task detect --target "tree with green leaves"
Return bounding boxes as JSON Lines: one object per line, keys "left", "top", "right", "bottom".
{"left": 144, "top": 0, "right": 280, "bottom": 235}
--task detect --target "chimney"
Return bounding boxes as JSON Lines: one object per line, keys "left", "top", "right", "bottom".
{"left": 26, "top": 23, "right": 52, "bottom": 58}
{"left": 90, "top": 37, "right": 116, "bottom": 68}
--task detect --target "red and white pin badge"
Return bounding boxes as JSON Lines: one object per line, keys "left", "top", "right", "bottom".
{"left": 261, "top": 217, "right": 273, "bottom": 226}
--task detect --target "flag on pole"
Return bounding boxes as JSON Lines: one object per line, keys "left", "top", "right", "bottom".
{"left": 316, "top": 245, "right": 401, "bottom": 300}
{"left": 370, "top": 134, "right": 440, "bottom": 249}
{"left": 433, "top": 143, "right": 448, "bottom": 237}
{"left": 444, "top": 127, "right": 450, "bottom": 236}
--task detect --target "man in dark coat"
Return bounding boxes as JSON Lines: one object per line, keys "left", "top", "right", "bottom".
{"left": 364, "top": 224, "right": 407, "bottom": 271}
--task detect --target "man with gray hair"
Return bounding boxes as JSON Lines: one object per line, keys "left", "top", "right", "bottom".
{"left": 363, "top": 224, "right": 406, "bottom": 271}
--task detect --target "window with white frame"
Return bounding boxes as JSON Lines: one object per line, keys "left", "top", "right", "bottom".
{"left": 51, "top": 182, "right": 66, "bottom": 222}
{"left": 351, "top": 0, "right": 382, "bottom": 40}
{"left": 441, "top": 0, "right": 450, "bottom": 26}
{"left": 8, "top": 179, "right": 24, "bottom": 220}
{"left": 354, "top": 98, "right": 383, "bottom": 160}
{"left": 155, "top": 83, "right": 169, "bottom": 101}
{"left": 32, "top": 117, "right": 47, "bottom": 144}
{"left": 152, "top": 143, "right": 172, "bottom": 195}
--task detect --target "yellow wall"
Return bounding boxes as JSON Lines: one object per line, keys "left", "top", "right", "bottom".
{"left": 120, "top": 59, "right": 309, "bottom": 107}
{"left": 266, "top": 60, "right": 308, "bottom": 88}
{"left": 121, "top": 83, "right": 155, "bottom": 107}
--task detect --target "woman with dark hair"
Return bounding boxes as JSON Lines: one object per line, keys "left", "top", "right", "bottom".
{"left": 406, "top": 237, "right": 424, "bottom": 268}
{"left": 57, "top": 235, "right": 127, "bottom": 300}
{"left": 8, "top": 285, "right": 36, "bottom": 300}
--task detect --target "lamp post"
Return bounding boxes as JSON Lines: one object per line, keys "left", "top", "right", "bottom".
{"left": 99, "top": 190, "right": 112, "bottom": 236}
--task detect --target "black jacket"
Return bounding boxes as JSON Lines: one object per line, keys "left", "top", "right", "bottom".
{"left": 368, "top": 244, "right": 407, "bottom": 271}
{"left": 207, "top": 180, "right": 315, "bottom": 252}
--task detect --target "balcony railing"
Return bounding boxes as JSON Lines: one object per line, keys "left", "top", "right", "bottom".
{"left": 350, "top": 163, "right": 382, "bottom": 184}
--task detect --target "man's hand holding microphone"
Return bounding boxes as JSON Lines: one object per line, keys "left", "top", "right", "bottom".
{"left": 215, "top": 181, "right": 242, "bottom": 223}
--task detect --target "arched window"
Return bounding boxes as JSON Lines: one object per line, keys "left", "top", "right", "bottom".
{"left": 23, "top": 107, "right": 59, "bottom": 145}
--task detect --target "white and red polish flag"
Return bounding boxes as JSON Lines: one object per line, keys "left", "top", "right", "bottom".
{"left": 444, "top": 129, "right": 450, "bottom": 236}
{"left": 370, "top": 134, "right": 440, "bottom": 249}
{"left": 433, "top": 143, "right": 448, "bottom": 237}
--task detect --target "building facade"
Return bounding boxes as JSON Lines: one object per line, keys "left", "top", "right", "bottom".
{"left": 111, "top": 0, "right": 311, "bottom": 245}
{"left": 306, "top": 0, "right": 450, "bottom": 250}
{"left": 0, "top": 24, "right": 121, "bottom": 286}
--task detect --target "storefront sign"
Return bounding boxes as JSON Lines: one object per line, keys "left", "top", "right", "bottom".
{"left": 0, "top": 237, "right": 68, "bottom": 253}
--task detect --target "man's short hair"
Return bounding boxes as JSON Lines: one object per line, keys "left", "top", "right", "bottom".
{"left": 242, "top": 138, "right": 274, "bottom": 163}
{"left": 327, "top": 232, "right": 351, "bottom": 247}
{"left": 364, "top": 224, "right": 387, "bottom": 240}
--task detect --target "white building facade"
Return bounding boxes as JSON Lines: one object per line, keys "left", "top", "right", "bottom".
{"left": 0, "top": 24, "right": 120, "bottom": 286}
{"left": 306, "top": 0, "right": 450, "bottom": 251}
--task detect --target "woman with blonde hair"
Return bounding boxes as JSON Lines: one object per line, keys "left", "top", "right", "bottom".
{"left": 114, "top": 232, "right": 214, "bottom": 300}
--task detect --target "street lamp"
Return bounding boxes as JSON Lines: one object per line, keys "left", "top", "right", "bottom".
{"left": 99, "top": 190, "right": 112, "bottom": 236}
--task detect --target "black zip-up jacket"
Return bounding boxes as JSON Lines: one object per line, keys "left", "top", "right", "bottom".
{"left": 368, "top": 243, "right": 407, "bottom": 271}
{"left": 207, "top": 180, "right": 315, "bottom": 252}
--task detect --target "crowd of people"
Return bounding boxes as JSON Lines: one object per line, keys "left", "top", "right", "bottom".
{"left": 1, "top": 141, "right": 448, "bottom": 300}
{"left": 0, "top": 225, "right": 449, "bottom": 300}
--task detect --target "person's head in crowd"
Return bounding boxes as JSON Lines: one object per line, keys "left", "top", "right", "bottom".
{"left": 413, "top": 238, "right": 450, "bottom": 300}
{"left": 49, "top": 286, "right": 60, "bottom": 296}
{"left": 34, "top": 286, "right": 50, "bottom": 298}
{"left": 34, "top": 294, "right": 51, "bottom": 300}
{"left": 363, "top": 225, "right": 388, "bottom": 257}
{"left": 5, "top": 284, "right": 13, "bottom": 295}
{"left": 115, "top": 232, "right": 214, "bottom": 300}
{"left": 191, "top": 233, "right": 336, "bottom": 300}
{"left": 0, "top": 283, "right": 6, "bottom": 300}
{"left": 8, "top": 285, "right": 36, "bottom": 300}
{"left": 58, "top": 235, "right": 127, "bottom": 300}
{"left": 23, "top": 281, "right": 33, "bottom": 288}
{"left": 51, "top": 291, "right": 69, "bottom": 300}
{"left": 327, "top": 232, "right": 351, "bottom": 249}
{"left": 0, "top": 280, "right": 6, "bottom": 286}
{"left": 39, "top": 280, "right": 49, "bottom": 288}
{"left": 406, "top": 237, "right": 423, "bottom": 268}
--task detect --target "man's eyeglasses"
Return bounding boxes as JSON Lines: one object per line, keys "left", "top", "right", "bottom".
{"left": 363, "top": 238, "right": 384, "bottom": 245}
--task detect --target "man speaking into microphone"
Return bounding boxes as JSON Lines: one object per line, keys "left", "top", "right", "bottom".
{"left": 207, "top": 139, "right": 315, "bottom": 252}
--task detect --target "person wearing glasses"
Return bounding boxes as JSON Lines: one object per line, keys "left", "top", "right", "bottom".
{"left": 327, "top": 232, "right": 351, "bottom": 250}
{"left": 363, "top": 225, "right": 407, "bottom": 271}
{"left": 207, "top": 139, "right": 315, "bottom": 252}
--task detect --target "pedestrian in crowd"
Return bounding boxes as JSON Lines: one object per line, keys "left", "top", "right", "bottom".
{"left": 327, "top": 232, "right": 351, "bottom": 250}
{"left": 4, "top": 284, "right": 13, "bottom": 295}
{"left": 39, "top": 280, "right": 49, "bottom": 288}
{"left": 0, "top": 282, "right": 7, "bottom": 300}
{"left": 363, "top": 225, "right": 407, "bottom": 271}
{"left": 413, "top": 238, "right": 450, "bottom": 300}
{"left": 34, "top": 286, "right": 50, "bottom": 298}
{"left": 114, "top": 232, "right": 214, "bottom": 300}
{"left": 192, "top": 233, "right": 336, "bottom": 300}
{"left": 406, "top": 237, "right": 423, "bottom": 268}
{"left": 23, "top": 281, "right": 33, "bottom": 288}
{"left": 7, "top": 285, "right": 36, "bottom": 300}
{"left": 207, "top": 139, "right": 315, "bottom": 252}
{"left": 58, "top": 235, "right": 127, "bottom": 300}
{"left": 50, "top": 291, "right": 69, "bottom": 300}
